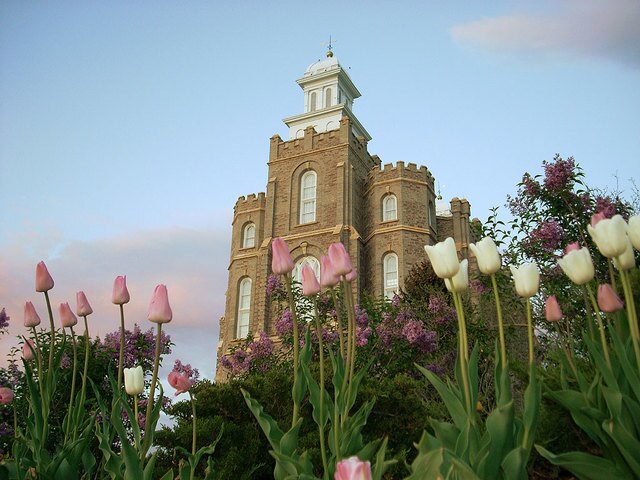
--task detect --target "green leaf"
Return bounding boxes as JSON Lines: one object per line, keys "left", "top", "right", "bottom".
{"left": 535, "top": 445, "right": 626, "bottom": 480}
{"left": 602, "top": 417, "right": 640, "bottom": 477}
{"left": 241, "top": 388, "right": 284, "bottom": 451}
{"left": 301, "top": 359, "right": 329, "bottom": 428}
{"left": 407, "top": 447, "right": 446, "bottom": 480}
{"left": 416, "top": 364, "right": 466, "bottom": 429}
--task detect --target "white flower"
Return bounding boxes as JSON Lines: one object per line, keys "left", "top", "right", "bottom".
{"left": 628, "top": 215, "right": 640, "bottom": 252}
{"left": 124, "top": 366, "right": 144, "bottom": 396}
{"left": 587, "top": 215, "right": 627, "bottom": 259}
{"left": 445, "top": 259, "right": 469, "bottom": 293}
{"left": 424, "top": 237, "right": 460, "bottom": 279}
{"left": 557, "top": 247, "right": 594, "bottom": 285}
{"left": 469, "top": 237, "right": 501, "bottom": 275}
{"left": 613, "top": 237, "right": 635, "bottom": 271}
{"left": 510, "top": 263, "right": 540, "bottom": 298}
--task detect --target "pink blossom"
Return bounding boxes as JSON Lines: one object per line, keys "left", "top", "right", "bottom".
{"left": 328, "top": 243, "right": 353, "bottom": 276}
{"left": 76, "top": 291, "right": 93, "bottom": 316}
{"left": 565, "top": 242, "right": 580, "bottom": 254}
{"left": 22, "top": 339, "right": 36, "bottom": 361}
{"left": 168, "top": 371, "right": 192, "bottom": 395}
{"left": 335, "top": 456, "right": 372, "bottom": 480}
{"left": 59, "top": 302, "right": 78, "bottom": 328}
{"left": 0, "top": 387, "right": 14, "bottom": 405}
{"left": 545, "top": 296, "right": 563, "bottom": 322}
{"left": 35, "top": 261, "right": 54, "bottom": 292}
{"left": 320, "top": 255, "right": 340, "bottom": 289}
{"left": 112, "top": 276, "right": 130, "bottom": 305}
{"left": 271, "top": 237, "right": 294, "bottom": 275}
{"left": 597, "top": 284, "right": 624, "bottom": 313}
{"left": 301, "top": 265, "right": 320, "bottom": 296}
{"left": 148, "top": 285, "right": 172, "bottom": 324}
{"left": 24, "top": 301, "right": 41, "bottom": 328}
{"left": 591, "top": 212, "right": 606, "bottom": 227}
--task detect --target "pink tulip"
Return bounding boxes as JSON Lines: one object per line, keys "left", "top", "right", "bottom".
{"left": 591, "top": 212, "right": 606, "bottom": 227}
{"left": 320, "top": 255, "right": 340, "bottom": 289}
{"left": 545, "top": 296, "right": 563, "bottom": 322}
{"left": 168, "top": 371, "right": 192, "bottom": 395}
{"left": 148, "top": 284, "right": 172, "bottom": 323}
{"left": 112, "top": 276, "right": 130, "bottom": 305}
{"left": 24, "top": 301, "right": 41, "bottom": 328}
{"left": 76, "top": 291, "right": 93, "bottom": 316}
{"left": 59, "top": 302, "right": 78, "bottom": 328}
{"left": 334, "top": 456, "right": 372, "bottom": 480}
{"left": 0, "top": 387, "right": 14, "bottom": 405}
{"left": 271, "top": 238, "right": 295, "bottom": 275}
{"left": 35, "top": 261, "right": 54, "bottom": 292}
{"left": 328, "top": 243, "right": 353, "bottom": 276}
{"left": 565, "top": 242, "right": 580, "bottom": 254}
{"left": 22, "top": 339, "right": 36, "bottom": 361}
{"left": 301, "top": 265, "right": 320, "bottom": 296}
{"left": 597, "top": 284, "right": 624, "bottom": 313}
{"left": 345, "top": 268, "right": 358, "bottom": 282}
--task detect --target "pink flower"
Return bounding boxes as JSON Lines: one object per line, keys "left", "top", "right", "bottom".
{"left": 112, "top": 276, "right": 130, "bottom": 305}
{"left": 271, "top": 238, "right": 294, "bottom": 275}
{"left": 334, "top": 456, "right": 372, "bottom": 480}
{"left": 35, "top": 261, "right": 54, "bottom": 292}
{"left": 328, "top": 243, "right": 353, "bottom": 276}
{"left": 0, "top": 387, "right": 14, "bottom": 405}
{"left": 545, "top": 296, "right": 563, "bottom": 322}
{"left": 148, "top": 285, "right": 172, "bottom": 324}
{"left": 591, "top": 212, "right": 606, "bottom": 227}
{"left": 22, "top": 339, "right": 36, "bottom": 361}
{"left": 565, "top": 242, "right": 580, "bottom": 254}
{"left": 168, "top": 371, "right": 192, "bottom": 395}
{"left": 597, "top": 284, "right": 624, "bottom": 313}
{"left": 24, "top": 301, "right": 41, "bottom": 328}
{"left": 320, "top": 255, "right": 340, "bottom": 289}
{"left": 59, "top": 302, "right": 78, "bottom": 328}
{"left": 76, "top": 291, "right": 93, "bottom": 316}
{"left": 345, "top": 268, "right": 358, "bottom": 282}
{"left": 301, "top": 265, "right": 320, "bottom": 296}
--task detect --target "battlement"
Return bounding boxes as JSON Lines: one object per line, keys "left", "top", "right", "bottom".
{"left": 366, "top": 160, "right": 434, "bottom": 185}
{"left": 234, "top": 192, "right": 266, "bottom": 212}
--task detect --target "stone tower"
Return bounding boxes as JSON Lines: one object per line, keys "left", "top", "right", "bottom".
{"left": 216, "top": 51, "right": 471, "bottom": 380}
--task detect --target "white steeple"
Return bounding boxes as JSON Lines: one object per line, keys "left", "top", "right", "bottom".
{"left": 283, "top": 50, "right": 371, "bottom": 141}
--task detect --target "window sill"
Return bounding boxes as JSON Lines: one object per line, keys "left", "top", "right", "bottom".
{"left": 296, "top": 221, "right": 319, "bottom": 228}
{"left": 239, "top": 246, "right": 256, "bottom": 251}
{"left": 380, "top": 219, "right": 399, "bottom": 225}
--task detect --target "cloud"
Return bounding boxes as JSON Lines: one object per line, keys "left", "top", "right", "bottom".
{"left": 0, "top": 226, "right": 230, "bottom": 378}
{"left": 451, "top": 0, "right": 640, "bottom": 68}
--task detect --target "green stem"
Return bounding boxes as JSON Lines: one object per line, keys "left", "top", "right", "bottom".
{"left": 607, "top": 259, "right": 618, "bottom": 293}
{"left": 330, "top": 290, "right": 345, "bottom": 359}
{"left": 490, "top": 274, "right": 507, "bottom": 367}
{"left": 13, "top": 404, "right": 17, "bottom": 439}
{"left": 142, "top": 322, "right": 163, "bottom": 458}
{"left": 585, "top": 284, "right": 612, "bottom": 370}
{"left": 134, "top": 393, "right": 139, "bottom": 450}
{"left": 525, "top": 298, "right": 534, "bottom": 365}
{"left": 284, "top": 274, "right": 300, "bottom": 427}
{"left": 581, "top": 285, "right": 596, "bottom": 342}
{"left": 76, "top": 315, "right": 90, "bottom": 437}
{"left": 618, "top": 268, "right": 640, "bottom": 372}
{"left": 341, "top": 279, "right": 357, "bottom": 426}
{"left": 31, "top": 327, "right": 43, "bottom": 399}
{"left": 44, "top": 290, "right": 55, "bottom": 381}
{"left": 189, "top": 391, "right": 197, "bottom": 458}
{"left": 65, "top": 327, "right": 78, "bottom": 442}
{"left": 313, "top": 299, "right": 329, "bottom": 480}
{"left": 118, "top": 304, "right": 125, "bottom": 391}
{"left": 451, "top": 289, "right": 472, "bottom": 414}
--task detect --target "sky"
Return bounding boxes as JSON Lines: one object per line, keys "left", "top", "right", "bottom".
{"left": 1, "top": 0, "right": 639, "bottom": 385}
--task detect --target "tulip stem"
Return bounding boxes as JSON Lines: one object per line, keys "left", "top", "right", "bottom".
{"left": 526, "top": 298, "right": 534, "bottom": 365}
{"left": 284, "top": 274, "right": 300, "bottom": 427}
{"left": 340, "top": 278, "right": 357, "bottom": 427}
{"left": 65, "top": 327, "right": 78, "bottom": 442}
{"left": 117, "top": 304, "right": 125, "bottom": 391}
{"left": 312, "top": 298, "right": 330, "bottom": 480}
{"left": 581, "top": 285, "right": 596, "bottom": 343}
{"left": 451, "top": 289, "right": 472, "bottom": 415}
{"left": 44, "top": 290, "right": 55, "bottom": 382}
{"left": 76, "top": 315, "right": 90, "bottom": 436}
{"left": 143, "top": 322, "right": 163, "bottom": 457}
{"left": 607, "top": 259, "right": 618, "bottom": 293}
{"left": 585, "top": 285, "right": 612, "bottom": 371}
{"left": 330, "top": 290, "right": 346, "bottom": 359}
{"left": 31, "top": 327, "right": 44, "bottom": 398}
{"left": 134, "top": 393, "right": 140, "bottom": 450}
{"left": 617, "top": 269, "right": 640, "bottom": 372}
{"left": 189, "top": 391, "right": 197, "bottom": 458}
{"left": 490, "top": 274, "right": 507, "bottom": 366}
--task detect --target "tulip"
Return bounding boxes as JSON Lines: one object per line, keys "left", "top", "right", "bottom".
{"left": 124, "top": 366, "right": 144, "bottom": 396}
{"left": 591, "top": 212, "right": 606, "bottom": 227}
{"left": 345, "top": 267, "right": 358, "bottom": 282}
{"left": 112, "top": 276, "right": 130, "bottom": 305}
{"left": 271, "top": 237, "right": 295, "bottom": 275}
{"left": 168, "top": 370, "right": 192, "bottom": 395}
{"left": 587, "top": 214, "right": 627, "bottom": 259}
{"left": 557, "top": 246, "right": 595, "bottom": 285}
{"left": 598, "top": 284, "right": 624, "bottom": 313}
{"left": 59, "top": 302, "right": 78, "bottom": 328}
{"left": 76, "top": 291, "right": 93, "bottom": 316}
{"left": 328, "top": 243, "right": 353, "bottom": 276}
{"left": 301, "top": 265, "right": 320, "bottom": 296}
{"left": 565, "top": 242, "right": 580, "bottom": 254}
{"left": 0, "top": 387, "right": 14, "bottom": 405}
{"left": 469, "top": 237, "right": 501, "bottom": 275}
{"left": 613, "top": 237, "right": 635, "bottom": 271}
{"left": 334, "top": 456, "right": 372, "bottom": 480}
{"left": 545, "top": 296, "right": 563, "bottom": 322}
{"left": 320, "top": 255, "right": 340, "bottom": 289}
{"left": 628, "top": 215, "right": 640, "bottom": 251}
{"left": 148, "top": 284, "right": 172, "bottom": 323}
{"left": 510, "top": 263, "right": 539, "bottom": 298}
{"left": 22, "top": 339, "right": 36, "bottom": 361}
{"left": 424, "top": 237, "right": 460, "bottom": 279}
{"left": 35, "top": 261, "right": 54, "bottom": 292}
{"left": 445, "top": 259, "right": 469, "bottom": 293}
{"left": 24, "top": 301, "right": 41, "bottom": 328}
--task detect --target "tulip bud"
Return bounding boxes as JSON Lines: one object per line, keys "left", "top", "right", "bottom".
{"left": 124, "top": 366, "right": 144, "bottom": 396}
{"left": 597, "top": 284, "right": 624, "bottom": 313}
{"left": 0, "top": 387, "right": 14, "bottom": 405}
{"left": 510, "top": 263, "right": 539, "bottom": 298}
{"left": 613, "top": 237, "right": 635, "bottom": 271}
{"left": 301, "top": 265, "right": 320, "bottom": 296}
{"left": 112, "top": 276, "right": 130, "bottom": 305}
{"left": 335, "top": 456, "right": 372, "bottom": 480}
{"left": 591, "top": 212, "right": 606, "bottom": 227}
{"left": 557, "top": 247, "right": 595, "bottom": 285}
{"left": 24, "top": 301, "right": 41, "bottom": 328}
{"left": 545, "top": 296, "right": 563, "bottom": 322}
{"left": 22, "top": 339, "right": 36, "bottom": 361}
{"left": 168, "top": 370, "right": 192, "bottom": 395}
{"left": 148, "top": 284, "right": 172, "bottom": 323}
{"left": 271, "top": 237, "right": 295, "bottom": 275}
{"left": 35, "top": 261, "right": 54, "bottom": 292}
{"left": 445, "top": 259, "right": 469, "bottom": 293}
{"left": 76, "top": 291, "right": 93, "bottom": 316}
{"left": 565, "top": 242, "right": 580, "bottom": 254}
{"left": 320, "top": 255, "right": 340, "bottom": 289}
{"left": 587, "top": 214, "right": 627, "bottom": 259}
{"left": 468, "top": 237, "right": 501, "bottom": 275}
{"left": 345, "top": 268, "right": 358, "bottom": 282}
{"left": 328, "top": 243, "right": 353, "bottom": 276}
{"left": 59, "top": 302, "right": 78, "bottom": 328}
{"left": 424, "top": 237, "right": 460, "bottom": 279}
{"left": 628, "top": 215, "right": 640, "bottom": 251}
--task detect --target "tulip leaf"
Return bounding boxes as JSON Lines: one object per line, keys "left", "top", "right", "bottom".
{"left": 501, "top": 446, "right": 528, "bottom": 480}
{"left": 610, "top": 332, "right": 640, "bottom": 401}
{"left": 521, "top": 362, "right": 541, "bottom": 451}
{"left": 601, "top": 418, "right": 640, "bottom": 476}
{"left": 241, "top": 388, "right": 284, "bottom": 451}
{"left": 406, "top": 447, "right": 446, "bottom": 480}
{"left": 300, "top": 357, "right": 329, "bottom": 429}
{"left": 417, "top": 364, "right": 466, "bottom": 429}
{"left": 535, "top": 445, "right": 626, "bottom": 480}
{"left": 371, "top": 437, "right": 396, "bottom": 480}
{"left": 429, "top": 418, "right": 460, "bottom": 451}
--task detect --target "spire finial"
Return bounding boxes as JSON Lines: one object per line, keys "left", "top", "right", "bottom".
{"left": 326, "top": 35, "right": 334, "bottom": 57}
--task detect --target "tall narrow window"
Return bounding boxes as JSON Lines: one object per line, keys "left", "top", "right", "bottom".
{"left": 300, "top": 171, "right": 317, "bottom": 224}
{"left": 382, "top": 195, "right": 397, "bottom": 221}
{"left": 429, "top": 200, "right": 436, "bottom": 227}
{"left": 310, "top": 92, "right": 317, "bottom": 112}
{"left": 325, "top": 88, "right": 332, "bottom": 108}
{"left": 236, "top": 278, "right": 252, "bottom": 338}
{"left": 383, "top": 253, "right": 399, "bottom": 299}
{"left": 293, "top": 256, "right": 320, "bottom": 284}
{"left": 242, "top": 223, "right": 255, "bottom": 248}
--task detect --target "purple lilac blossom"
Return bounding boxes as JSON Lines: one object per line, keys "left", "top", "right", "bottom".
{"left": 543, "top": 157, "right": 575, "bottom": 193}
{"left": 594, "top": 195, "right": 616, "bottom": 218}
{"left": 266, "top": 274, "right": 282, "bottom": 296}
{"left": 0, "top": 309, "right": 9, "bottom": 330}
{"left": 529, "top": 219, "right": 565, "bottom": 253}
{"left": 275, "top": 309, "right": 293, "bottom": 336}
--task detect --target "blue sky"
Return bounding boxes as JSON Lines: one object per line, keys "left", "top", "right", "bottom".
{"left": 1, "top": 0, "right": 638, "bottom": 381}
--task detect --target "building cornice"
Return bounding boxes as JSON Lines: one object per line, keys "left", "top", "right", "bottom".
{"left": 363, "top": 225, "right": 433, "bottom": 244}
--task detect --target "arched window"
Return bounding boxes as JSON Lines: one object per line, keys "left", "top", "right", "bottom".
{"left": 325, "top": 88, "right": 332, "bottom": 108}
{"left": 293, "top": 256, "right": 320, "bottom": 284}
{"left": 382, "top": 195, "right": 397, "bottom": 221}
{"left": 236, "top": 278, "right": 252, "bottom": 338}
{"left": 383, "top": 253, "right": 399, "bottom": 299}
{"left": 242, "top": 223, "right": 255, "bottom": 248}
{"left": 300, "top": 171, "right": 317, "bottom": 224}
{"left": 310, "top": 92, "right": 317, "bottom": 112}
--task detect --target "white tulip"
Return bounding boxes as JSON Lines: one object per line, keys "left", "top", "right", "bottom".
{"left": 510, "top": 263, "right": 540, "bottom": 298}
{"left": 613, "top": 237, "right": 635, "bottom": 271}
{"left": 424, "top": 237, "right": 460, "bottom": 279}
{"left": 587, "top": 215, "right": 627, "bottom": 259}
{"left": 445, "top": 259, "right": 469, "bottom": 293}
{"left": 124, "top": 365, "right": 144, "bottom": 396}
{"left": 628, "top": 215, "right": 640, "bottom": 252}
{"left": 557, "top": 247, "right": 595, "bottom": 285}
{"left": 469, "top": 237, "right": 501, "bottom": 275}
